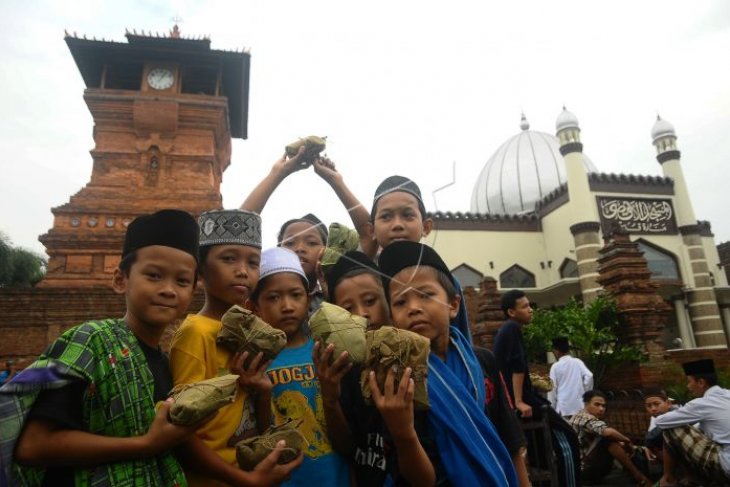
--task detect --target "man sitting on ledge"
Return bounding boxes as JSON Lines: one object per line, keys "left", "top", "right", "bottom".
{"left": 569, "top": 390, "right": 651, "bottom": 486}
{"left": 653, "top": 359, "right": 730, "bottom": 487}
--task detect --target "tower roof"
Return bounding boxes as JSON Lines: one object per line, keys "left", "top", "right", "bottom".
{"left": 651, "top": 115, "right": 676, "bottom": 143}
{"left": 64, "top": 28, "right": 251, "bottom": 138}
{"left": 556, "top": 106, "right": 580, "bottom": 132}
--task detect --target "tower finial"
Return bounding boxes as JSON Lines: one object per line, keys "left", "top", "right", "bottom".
{"left": 520, "top": 112, "right": 530, "bottom": 131}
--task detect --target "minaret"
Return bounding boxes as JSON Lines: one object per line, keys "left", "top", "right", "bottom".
{"left": 556, "top": 107, "right": 602, "bottom": 302}
{"left": 652, "top": 116, "right": 726, "bottom": 348}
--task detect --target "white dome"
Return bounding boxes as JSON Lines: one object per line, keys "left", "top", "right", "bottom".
{"left": 556, "top": 106, "right": 580, "bottom": 132}
{"left": 471, "top": 116, "right": 597, "bottom": 214}
{"left": 651, "top": 115, "right": 676, "bottom": 142}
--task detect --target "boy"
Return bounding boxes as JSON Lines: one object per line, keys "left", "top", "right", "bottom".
{"left": 643, "top": 388, "right": 675, "bottom": 479}
{"left": 493, "top": 289, "right": 581, "bottom": 487}
{"left": 548, "top": 336, "right": 594, "bottom": 418}
{"left": 654, "top": 359, "right": 730, "bottom": 486}
{"left": 170, "top": 209, "right": 302, "bottom": 486}
{"left": 2, "top": 209, "right": 200, "bottom": 487}
{"left": 252, "top": 247, "right": 350, "bottom": 486}
{"left": 569, "top": 390, "right": 651, "bottom": 486}
{"left": 241, "top": 148, "right": 372, "bottom": 312}
{"left": 377, "top": 240, "right": 517, "bottom": 486}
{"left": 361, "top": 175, "right": 473, "bottom": 343}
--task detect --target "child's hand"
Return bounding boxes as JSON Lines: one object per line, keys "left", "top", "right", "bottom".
{"left": 248, "top": 440, "right": 304, "bottom": 487}
{"left": 230, "top": 351, "right": 273, "bottom": 395}
{"left": 143, "top": 399, "right": 201, "bottom": 455}
{"left": 272, "top": 145, "right": 307, "bottom": 179}
{"left": 313, "top": 156, "right": 342, "bottom": 185}
{"left": 313, "top": 341, "right": 352, "bottom": 407}
{"left": 368, "top": 367, "right": 416, "bottom": 441}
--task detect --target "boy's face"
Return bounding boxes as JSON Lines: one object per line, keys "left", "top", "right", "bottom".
{"left": 388, "top": 266, "right": 459, "bottom": 351}
{"left": 254, "top": 272, "right": 309, "bottom": 340}
{"left": 201, "top": 244, "right": 261, "bottom": 309}
{"left": 507, "top": 297, "right": 533, "bottom": 325}
{"left": 585, "top": 396, "right": 607, "bottom": 418}
{"left": 280, "top": 221, "right": 325, "bottom": 278}
{"left": 334, "top": 272, "right": 390, "bottom": 330}
{"left": 686, "top": 375, "right": 709, "bottom": 397}
{"left": 113, "top": 245, "right": 196, "bottom": 330}
{"left": 644, "top": 396, "right": 671, "bottom": 417}
{"left": 373, "top": 192, "right": 433, "bottom": 248}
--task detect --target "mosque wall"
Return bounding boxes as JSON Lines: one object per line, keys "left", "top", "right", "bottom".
{"left": 538, "top": 200, "right": 579, "bottom": 286}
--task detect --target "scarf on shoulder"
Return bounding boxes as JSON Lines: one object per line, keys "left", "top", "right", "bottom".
{"left": 0, "top": 318, "right": 186, "bottom": 487}
{"left": 427, "top": 327, "right": 517, "bottom": 486}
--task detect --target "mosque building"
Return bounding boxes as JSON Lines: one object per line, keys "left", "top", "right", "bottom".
{"left": 425, "top": 109, "right": 729, "bottom": 350}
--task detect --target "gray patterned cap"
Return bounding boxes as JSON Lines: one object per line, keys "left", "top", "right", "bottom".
{"left": 198, "top": 209, "right": 262, "bottom": 248}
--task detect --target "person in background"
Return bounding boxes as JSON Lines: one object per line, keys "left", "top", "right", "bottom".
{"left": 0, "top": 360, "right": 17, "bottom": 385}
{"left": 548, "top": 336, "right": 593, "bottom": 419}
{"left": 569, "top": 390, "right": 652, "bottom": 486}
{"left": 653, "top": 359, "right": 730, "bottom": 487}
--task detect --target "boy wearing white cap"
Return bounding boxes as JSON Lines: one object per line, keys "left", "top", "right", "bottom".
{"left": 253, "top": 247, "right": 351, "bottom": 486}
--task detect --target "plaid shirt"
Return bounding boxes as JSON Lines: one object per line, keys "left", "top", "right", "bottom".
{"left": 568, "top": 409, "right": 608, "bottom": 466}
{"left": 0, "top": 319, "right": 186, "bottom": 487}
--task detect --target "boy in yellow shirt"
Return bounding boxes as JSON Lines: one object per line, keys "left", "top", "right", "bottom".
{"left": 170, "top": 209, "right": 302, "bottom": 486}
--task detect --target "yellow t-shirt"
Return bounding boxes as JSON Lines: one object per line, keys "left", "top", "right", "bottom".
{"left": 170, "top": 314, "right": 258, "bottom": 487}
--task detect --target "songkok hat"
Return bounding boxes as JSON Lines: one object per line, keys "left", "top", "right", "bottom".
{"left": 642, "top": 387, "right": 669, "bottom": 401}
{"left": 326, "top": 251, "right": 381, "bottom": 302}
{"left": 123, "top": 209, "right": 199, "bottom": 261}
{"left": 260, "top": 247, "right": 308, "bottom": 285}
{"left": 277, "top": 213, "right": 328, "bottom": 245}
{"left": 378, "top": 241, "right": 453, "bottom": 298}
{"left": 371, "top": 175, "right": 427, "bottom": 219}
{"left": 552, "top": 336, "right": 570, "bottom": 352}
{"left": 682, "top": 358, "right": 716, "bottom": 376}
{"left": 198, "top": 209, "right": 262, "bottom": 248}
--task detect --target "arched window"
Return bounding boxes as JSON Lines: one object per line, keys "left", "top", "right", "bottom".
{"left": 559, "top": 258, "right": 578, "bottom": 278}
{"left": 451, "top": 263, "right": 484, "bottom": 289}
{"left": 500, "top": 264, "right": 536, "bottom": 289}
{"left": 636, "top": 240, "right": 680, "bottom": 281}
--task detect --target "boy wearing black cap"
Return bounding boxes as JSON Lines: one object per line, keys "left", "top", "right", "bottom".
{"left": 3, "top": 209, "right": 200, "bottom": 487}
{"left": 548, "top": 336, "right": 593, "bottom": 419}
{"left": 654, "top": 359, "right": 730, "bottom": 486}
{"left": 377, "top": 240, "right": 518, "bottom": 486}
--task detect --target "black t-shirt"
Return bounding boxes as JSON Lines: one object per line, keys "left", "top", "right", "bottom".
{"left": 29, "top": 337, "right": 172, "bottom": 487}
{"left": 493, "top": 319, "right": 543, "bottom": 407}
{"left": 473, "top": 346, "right": 527, "bottom": 455}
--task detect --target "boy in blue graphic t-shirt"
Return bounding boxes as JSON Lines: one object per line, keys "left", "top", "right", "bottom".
{"left": 253, "top": 247, "right": 350, "bottom": 486}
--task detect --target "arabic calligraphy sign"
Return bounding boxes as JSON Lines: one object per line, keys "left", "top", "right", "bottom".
{"left": 596, "top": 196, "right": 678, "bottom": 235}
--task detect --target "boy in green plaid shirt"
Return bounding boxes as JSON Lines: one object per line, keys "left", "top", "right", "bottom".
{"left": 0, "top": 209, "right": 202, "bottom": 487}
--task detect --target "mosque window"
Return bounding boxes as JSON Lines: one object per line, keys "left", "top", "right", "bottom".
{"left": 559, "top": 258, "right": 578, "bottom": 278}
{"left": 451, "top": 263, "right": 484, "bottom": 289}
{"left": 500, "top": 264, "right": 536, "bottom": 289}
{"left": 636, "top": 240, "right": 680, "bottom": 281}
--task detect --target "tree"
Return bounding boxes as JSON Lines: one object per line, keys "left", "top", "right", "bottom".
{"left": 523, "top": 296, "right": 644, "bottom": 388}
{"left": 0, "top": 232, "right": 47, "bottom": 288}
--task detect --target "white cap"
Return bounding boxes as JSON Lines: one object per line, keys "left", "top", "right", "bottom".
{"left": 260, "top": 247, "right": 308, "bottom": 284}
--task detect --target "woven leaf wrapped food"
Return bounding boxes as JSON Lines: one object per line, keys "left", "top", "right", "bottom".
{"left": 285, "top": 135, "right": 326, "bottom": 167}
{"left": 217, "top": 305, "right": 287, "bottom": 368}
{"left": 168, "top": 374, "right": 239, "bottom": 426}
{"left": 530, "top": 372, "right": 553, "bottom": 393}
{"left": 236, "top": 420, "right": 308, "bottom": 471}
{"left": 361, "top": 327, "right": 430, "bottom": 410}
{"left": 320, "top": 223, "right": 360, "bottom": 270}
{"left": 309, "top": 302, "right": 367, "bottom": 365}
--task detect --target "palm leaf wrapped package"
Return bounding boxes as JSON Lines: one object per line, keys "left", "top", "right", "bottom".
{"left": 168, "top": 374, "right": 240, "bottom": 425}
{"left": 361, "top": 327, "right": 430, "bottom": 410}
{"left": 216, "top": 305, "right": 287, "bottom": 368}
{"left": 309, "top": 302, "right": 367, "bottom": 365}
{"left": 320, "top": 223, "right": 360, "bottom": 271}
{"left": 236, "top": 420, "right": 308, "bottom": 471}
{"left": 285, "top": 135, "right": 326, "bottom": 167}
{"left": 530, "top": 372, "right": 553, "bottom": 393}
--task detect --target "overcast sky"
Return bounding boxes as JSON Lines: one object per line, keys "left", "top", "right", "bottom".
{"left": 1, "top": 0, "right": 729, "bottom": 256}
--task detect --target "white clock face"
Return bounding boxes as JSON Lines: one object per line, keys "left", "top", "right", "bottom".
{"left": 147, "top": 68, "right": 175, "bottom": 90}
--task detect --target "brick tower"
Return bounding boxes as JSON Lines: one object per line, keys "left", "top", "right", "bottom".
{"left": 39, "top": 26, "right": 250, "bottom": 287}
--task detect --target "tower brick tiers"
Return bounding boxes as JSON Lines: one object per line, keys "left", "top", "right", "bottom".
{"left": 40, "top": 30, "right": 251, "bottom": 287}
